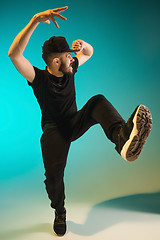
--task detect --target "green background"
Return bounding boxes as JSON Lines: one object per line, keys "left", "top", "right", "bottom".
{"left": 1, "top": 0, "right": 160, "bottom": 212}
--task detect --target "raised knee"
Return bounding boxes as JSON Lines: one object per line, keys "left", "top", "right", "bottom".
{"left": 92, "top": 94, "right": 106, "bottom": 102}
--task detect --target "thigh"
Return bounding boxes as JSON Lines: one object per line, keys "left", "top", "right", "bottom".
{"left": 40, "top": 125, "right": 71, "bottom": 175}
{"left": 69, "top": 96, "right": 100, "bottom": 141}
{"left": 69, "top": 94, "right": 125, "bottom": 141}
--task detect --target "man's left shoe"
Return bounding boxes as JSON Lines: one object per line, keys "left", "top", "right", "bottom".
{"left": 53, "top": 209, "right": 66, "bottom": 236}
{"left": 115, "top": 104, "right": 152, "bottom": 161}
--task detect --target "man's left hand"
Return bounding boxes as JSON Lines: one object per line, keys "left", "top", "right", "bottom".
{"left": 72, "top": 40, "right": 84, "bottom": 55}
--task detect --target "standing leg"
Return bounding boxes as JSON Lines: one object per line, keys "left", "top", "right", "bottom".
{"left": 40, "top": 124, "right": 70, "bottom": 236}
{"left": 40, "top": 124, "right": 71, "bottom": 213}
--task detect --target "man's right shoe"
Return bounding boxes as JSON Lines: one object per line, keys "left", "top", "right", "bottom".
{"left": 115, "top": 104, "right": 152, "bottom": 161}
{"left": 53, "top": 208, "right": 66, "bottom": 236}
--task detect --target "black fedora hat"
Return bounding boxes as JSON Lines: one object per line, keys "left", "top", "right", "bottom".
{"left": 42, "top": 36, "right": 76, "bottom": 54}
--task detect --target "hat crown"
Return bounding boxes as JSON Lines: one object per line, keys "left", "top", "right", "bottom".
{"left": 42, "top": 36, "right": 74, "bottom": 54}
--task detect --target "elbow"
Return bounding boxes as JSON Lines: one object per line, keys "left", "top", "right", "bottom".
{"left": 8, "top": 50, "right": 12, "bottom": 58}
{"left": 8, "top": 45, "right": 18, "bottom": 58}
{"left": 8, "top": 49, "right": 19, "bottom": 60}
{"left": 8, "top": 52, "right": 13, "bottom": 59}
{"left": 89, "top": 46, "right": 94, "bottom": 58}
{"left": 8, "top": 45, "right": 14, "bottom": 57}
{"left": 91, "top": 46, "right": 94, "bottom": 56}
{"left": 8, "top": 48, "right": 14, "bottom": 58}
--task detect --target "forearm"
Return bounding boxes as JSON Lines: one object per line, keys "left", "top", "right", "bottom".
{"left": 81, "top": 40, "right": 93, "bottom": 57}
{"left": 8, "top": 7, "right": 68, "bottom": 58}
{"left": 8, "top": 15, "right": 39, "bottom": 57}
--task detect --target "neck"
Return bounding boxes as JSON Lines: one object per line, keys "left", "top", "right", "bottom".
{"left": 47, "top": 66, "right": 64, "bottom": 77}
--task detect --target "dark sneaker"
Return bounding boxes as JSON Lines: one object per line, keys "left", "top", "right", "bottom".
{"left": 115, "top": 104, "right": 152, "bottom": 161}
{"left": 53, "top": 209, "right": 66, "bottom": 236}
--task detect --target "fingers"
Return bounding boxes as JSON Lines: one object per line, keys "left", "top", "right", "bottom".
{"left": 52, "top": 6, "right": 68, "bottom": 13}
{"left": 52, "top": 18, "right": 59, "bottom": 28}
{"left": 72, "top": 41, "right": 82, "bottom": 51}
{"left": 50, "top": 11, "right": 67, "bottom": 28}
{"left": 42, "top": 6, "right": 68, "bottom": 28}
{"left": 51, "top": 12, "right": 67, "bottom": 21}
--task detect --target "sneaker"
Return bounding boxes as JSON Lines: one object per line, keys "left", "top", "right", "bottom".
{"left": 53, "top": 209, "right": 66, "bottom": 236}
{"left": 115, "top": 104, "right": 152, "bottom": 161}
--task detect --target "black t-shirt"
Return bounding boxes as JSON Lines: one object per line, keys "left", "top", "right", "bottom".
{"left": 27, "top": 57, "right": 79, "bottom": 129}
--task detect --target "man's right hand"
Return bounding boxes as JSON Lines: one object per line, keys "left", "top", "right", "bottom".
{"left": 35, "top": 6, "right": 68, "bottom": 28}
{"left": 8, "top": 6, "right": 68, "bottom": 83}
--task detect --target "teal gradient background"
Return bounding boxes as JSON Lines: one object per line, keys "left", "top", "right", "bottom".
{"left": 1, "top": 0, "right": 160, "bottom": 219}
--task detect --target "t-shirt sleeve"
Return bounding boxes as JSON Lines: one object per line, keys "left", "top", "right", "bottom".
{"left": 27, "top": 66, "right": 43, "bottom": 88}
{"left": 72, "top": 57, "right": 79, "bottom": 74}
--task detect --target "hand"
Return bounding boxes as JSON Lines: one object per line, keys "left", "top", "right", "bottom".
{"left": 72, "top": 40, "right": 84, "bottom": 55}
{"left": 35, "top": 6, "right": 68, "bottom": 28}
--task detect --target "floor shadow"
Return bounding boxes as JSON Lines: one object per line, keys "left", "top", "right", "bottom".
{"left": 68, "top": 191, "right": 160, "bottom": 236}
{"left": 99, "top": 191, "right": 160, "bottom": 214}
{"left": 0, "top": 223, "right": 53, "bottom": 240}
{"left": 1, "top": 192, "right": 160, "bottom": 239}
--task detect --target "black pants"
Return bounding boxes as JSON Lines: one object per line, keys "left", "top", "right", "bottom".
{"left": 40, "top": 94, "right": 125, "bottom": 213}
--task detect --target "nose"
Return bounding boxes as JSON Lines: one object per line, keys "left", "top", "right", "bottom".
{"left": 70, "top": 57, "right": 74, "bottom": 62}
{"left": 69, "top": 54, "right": 73, "bottom": 61}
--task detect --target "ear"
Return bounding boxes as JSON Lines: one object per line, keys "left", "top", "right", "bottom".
{"left": 53, "top": 58, "right": 60, "bottom": 66}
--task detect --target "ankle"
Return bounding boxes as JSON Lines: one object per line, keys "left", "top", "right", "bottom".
{"left": 56, "top": 207, "right": 66, "bottom": 215}
{"left": 111, "top": 124, "right": 123, "bottom": 144}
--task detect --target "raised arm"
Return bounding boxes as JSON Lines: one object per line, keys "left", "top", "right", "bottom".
{"left": 8, "top": 7, "right": 68, "bottom": 82}
{"left": 72, "top": 40, "right": 93, "bottom": 66}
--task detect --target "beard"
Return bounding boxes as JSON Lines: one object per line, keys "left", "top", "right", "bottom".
{"left": 59, "top": 60, "right": 74, "bottom": 75}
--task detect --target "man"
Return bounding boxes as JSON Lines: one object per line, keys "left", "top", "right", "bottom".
{"left": 8, "top": 6, "right": 152, "bottom": 236}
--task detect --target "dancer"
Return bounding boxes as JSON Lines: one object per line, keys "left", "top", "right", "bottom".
{"left": 8, "top": 6, "right": 152, "bottom": 236}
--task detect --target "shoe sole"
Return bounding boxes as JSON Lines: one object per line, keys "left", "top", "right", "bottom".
{"left": 121, "top": 104, "right": 152, "bottom": 161}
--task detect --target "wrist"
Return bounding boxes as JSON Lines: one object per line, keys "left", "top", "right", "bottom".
{"left": 31, "top": 14, "right": 40, "bottom": 25}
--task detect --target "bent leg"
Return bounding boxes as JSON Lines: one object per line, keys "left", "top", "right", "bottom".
{"left": 40, "top": 124, "right": 71, "bottom": 213}
{"left": 70, "top": 94, "right": 125, "bottom": 142}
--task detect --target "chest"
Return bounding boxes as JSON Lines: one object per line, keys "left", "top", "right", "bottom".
{"left": 46, "top": 75, "right": 76, "bottom": 101}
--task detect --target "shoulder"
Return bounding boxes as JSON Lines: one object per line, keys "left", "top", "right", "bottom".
{"left": 27, "top": 66, "right": 45, "bottom": 87}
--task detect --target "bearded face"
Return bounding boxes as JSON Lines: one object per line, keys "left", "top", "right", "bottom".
{"left": 59, "top": 53, "right": 74, "bottom": 75}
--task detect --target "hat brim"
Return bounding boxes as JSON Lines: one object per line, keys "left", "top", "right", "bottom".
{"left": 68, "top": 49, "right": 77, "bottom": 52}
